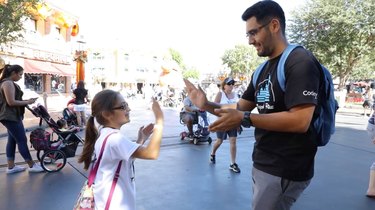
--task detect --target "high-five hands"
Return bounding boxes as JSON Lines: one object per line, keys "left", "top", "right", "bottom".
{"left": 183, "top": 79, "right": 208, "bottom": 109}
{"left": 208, "top": 108, "right": 243, "bottom": 132}
{"left": 137, "top": 123, "right": 154, "bottom": 145}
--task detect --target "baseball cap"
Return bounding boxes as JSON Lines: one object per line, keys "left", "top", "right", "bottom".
{"left": 224, "top": 77, "right": 235, "bottom": 84}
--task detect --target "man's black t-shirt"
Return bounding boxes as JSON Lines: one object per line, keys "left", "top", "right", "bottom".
{"left": 242, "top": 47, "right": 320, "bottom": 181}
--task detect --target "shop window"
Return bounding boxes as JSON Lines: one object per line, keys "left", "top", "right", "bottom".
{"left": 93, "top": 52, "right": 104, "bottom": 60}
{"left": 51, "top": 75, "right": 66, "bottom": 93}
{"left": 24, "top": 74, "right": 43, "bottom": 93}
{"left": 24, "top": 18, "right": 37, "bottom": 33}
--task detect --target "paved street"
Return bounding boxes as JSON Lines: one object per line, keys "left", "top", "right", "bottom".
{"left": 0, "top": 95, "right": 374, "bottom": 210}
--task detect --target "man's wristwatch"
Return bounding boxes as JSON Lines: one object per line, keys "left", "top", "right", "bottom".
{"left": 241, "top": 111, "right": 253, "bottom": 128}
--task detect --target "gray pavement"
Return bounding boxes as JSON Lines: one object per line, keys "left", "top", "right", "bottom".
{"left": 0, "top": 96, "right": 375, "bottom": 210}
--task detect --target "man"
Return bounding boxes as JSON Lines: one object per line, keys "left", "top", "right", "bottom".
{"left": 181, "top": 94, "right": 209, "bottom": 138}
{"left": 184, "top": 1, "right": 321, "bottom": 210}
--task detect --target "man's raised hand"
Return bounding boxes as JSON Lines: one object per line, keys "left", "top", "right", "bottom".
{"left": 183, "top": 79, "right": 208, "bottom": 109}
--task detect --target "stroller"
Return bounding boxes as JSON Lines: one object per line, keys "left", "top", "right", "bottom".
{"left": 179, "top": 110, "right": 212, "bottom": 145}
{"left": 27, "top": 105, "right": 84, "bottom": 172}
{"left": 62, "top": 107, "right": 78, "bottom": 126}
{"left": 62, "top": 98, "right": 78, "bottom": 126}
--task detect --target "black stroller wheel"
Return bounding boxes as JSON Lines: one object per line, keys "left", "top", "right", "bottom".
{"left": 40, "top": 150, "right": 66, "bottom": 172}
{"left": 36, "top": 150, "right": 44, "bottom": 161}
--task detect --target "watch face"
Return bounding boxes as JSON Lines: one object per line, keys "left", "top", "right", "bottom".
{"left": 241, "top": 112, "right": 252, "bottom": 127}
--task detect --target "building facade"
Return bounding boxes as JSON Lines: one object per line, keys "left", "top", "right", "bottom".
{"left": 0, "top": 2, "right": 78, "bottom": 94}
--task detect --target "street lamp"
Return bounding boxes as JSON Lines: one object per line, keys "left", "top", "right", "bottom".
{"left": 73, "top": 35, "right": 87, "bottom": 85}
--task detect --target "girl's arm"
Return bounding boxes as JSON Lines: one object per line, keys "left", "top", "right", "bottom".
{"left": 132, "top": 99, "right": 164, "bottom": 159}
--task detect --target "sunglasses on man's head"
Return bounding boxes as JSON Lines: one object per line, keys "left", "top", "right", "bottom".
{"left": 226, "top": 81, "right": 235, "bottom": 85}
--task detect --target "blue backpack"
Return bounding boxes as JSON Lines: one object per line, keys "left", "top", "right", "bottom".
{"left": 252, "top": 44, "right": 339, "bottom": 146}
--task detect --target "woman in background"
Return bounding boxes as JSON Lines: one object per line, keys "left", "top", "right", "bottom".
{"left": 73, "top": 80, "right": 89, "bottom": 127}
{"left": 210, "top": 77, "right": 241, "bottom": 173}
{"left": 0, "top": 64, "right": 44, "bottom": 173}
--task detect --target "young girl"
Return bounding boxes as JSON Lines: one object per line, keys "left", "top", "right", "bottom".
{"left": 78, "top": 89, "right": 163, "bottom": 209}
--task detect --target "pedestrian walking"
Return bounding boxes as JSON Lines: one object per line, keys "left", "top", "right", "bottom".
{"left": 362, "top": 86, "right": 374, "bottom": 117}
{"left": 78, "top": 89, "right": 164, "bottom": 210}
{"left": 366, "top": 113, "right": 375, "bottom": 198}
{"left": 0, "top": 64, "right": 44, "bottom": 173}
{"left": 184, "top": 1, "right": 324, "bottom": 209}
{"left": 210, "top": 77, "right": 241, "bottom": 173}
{"left": 72, "top": 80, "right": 89, "bottom": 127}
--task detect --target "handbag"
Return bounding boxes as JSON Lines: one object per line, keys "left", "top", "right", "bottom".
{"left": 73, "top": 132, "right": 122, "bottom": 210}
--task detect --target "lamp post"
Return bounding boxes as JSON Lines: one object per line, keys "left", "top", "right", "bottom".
{"left": 74, "top": 36, "right": 87, "bottom": 85}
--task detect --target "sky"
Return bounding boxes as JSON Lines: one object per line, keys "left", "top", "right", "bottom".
{"left": 51, "top": 0, "right": 305, "bottom": 71}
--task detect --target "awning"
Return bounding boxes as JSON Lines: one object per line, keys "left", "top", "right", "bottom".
{"left": 51, "top": 63, "right": 76, "bottom": 76}
{"left": 23, "top": 59, "right": 61, "bottom": 75}
{"left": 23, "top": 59, "right": 75, "bottom": 76}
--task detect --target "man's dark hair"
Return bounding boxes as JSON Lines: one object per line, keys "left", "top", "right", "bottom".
{"left": 241, "top": 0, "right": 286, "bottom": 35}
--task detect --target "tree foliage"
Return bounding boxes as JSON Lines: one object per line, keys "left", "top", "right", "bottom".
{"left": 182, "top": 67, "right": 200, "bottom": 79}
{"left": 288, "top": 0, "right": 375, "bottom": 89}
{"left": 221, "top": 44, "right": 265, "bottom": 77}
{"left": 169, "top": 48, "right": 183, "bottom": 67}
{"left": 167, "top": 48, "right": 199, "bottom": 79}
{"left": 0, "top": 0, "right": 40, "bottom": 45}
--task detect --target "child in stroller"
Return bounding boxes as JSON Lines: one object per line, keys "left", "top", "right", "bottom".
{"left": 27, "top": 104, "right": 84, "bottom": 172}
{"left": 179, "top": 95, "right": 212, "bottom": 145}
{"left": 62, "top": 98, "right": 78, "bottom": 126}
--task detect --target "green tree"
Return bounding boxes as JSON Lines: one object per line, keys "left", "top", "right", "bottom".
{"left": 0, "top": 0, "right": 40, "bottom": 45}
{"left": 169, "top": 48, "right": 184, "bottom": 67}
{"left": 351, "top": 51, "right": 375, "bottom": 80}
{"left": 167, "top": 48, "right": 199, "bottom": 79}
{"left": 182, "top": 66, "right": 200, "bottom": 79}
{"left": 221, "top": 44, "right": 265, "bottom": 78}
{"left": 288, "top": 0, "right": 375, "bottom": 89}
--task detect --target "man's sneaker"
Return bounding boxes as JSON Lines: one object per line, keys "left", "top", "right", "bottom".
{"left": 28, "top": 163, "right": 44, "bottom": 173}
{"left": 6, "top": 165, "right": 26, "bottom": 174}
{"left": 229, "top": 163, "right": 241, "bottom": 173}
{"left": 210, "top": 154, "right": 216, "bottom": 164}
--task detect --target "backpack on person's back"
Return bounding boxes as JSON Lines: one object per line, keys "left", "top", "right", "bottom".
{"left": 252, "top": 44, "right": 339, "bottom": 146}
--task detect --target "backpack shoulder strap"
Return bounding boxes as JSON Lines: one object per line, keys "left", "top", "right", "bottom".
{"left": 252, "top": 61, "right": 268, "bottom": 89}
{"left": 277, "top": 44, "right": 300, "bottom": 91}
{"left": 252, "top": 44, "right": 301, "bottom": 90}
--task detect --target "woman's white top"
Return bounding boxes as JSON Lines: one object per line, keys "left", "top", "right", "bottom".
{"left": 93, "top": 127, "right": 140, "bottom": 210}
{"left": 219, "top": 90, "right": 239, "bottom": 105}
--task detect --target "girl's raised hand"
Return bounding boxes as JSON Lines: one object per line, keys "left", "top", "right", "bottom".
{"left": 151, "top": 98, "right": 164, "bottom": 122}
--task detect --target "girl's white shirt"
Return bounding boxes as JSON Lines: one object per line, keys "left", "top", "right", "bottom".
{"left": 93, "top": 127, "right": 140, "bottom": 210}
